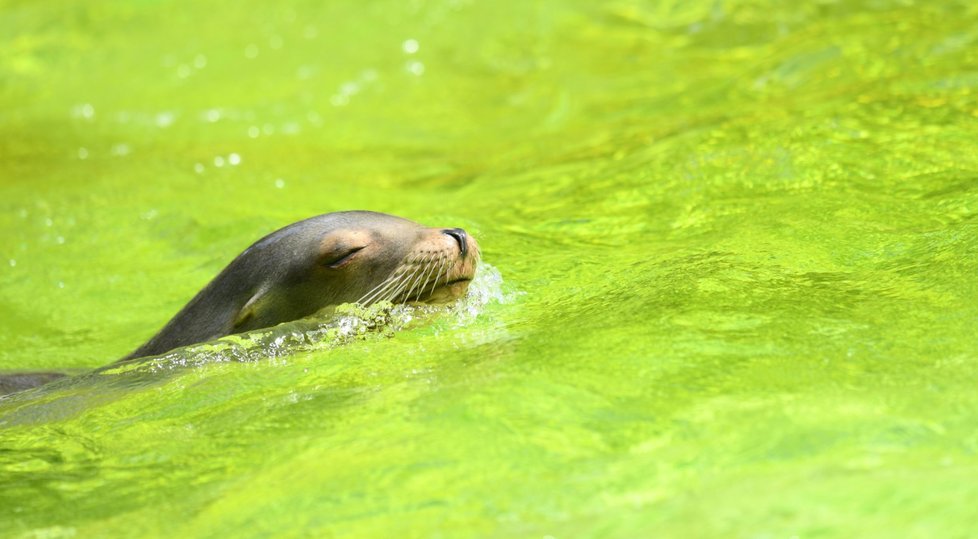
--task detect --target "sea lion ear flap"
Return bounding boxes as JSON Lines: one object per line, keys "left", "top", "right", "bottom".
{"left": 232, "top": 285, "right": 270, "bottom": 331}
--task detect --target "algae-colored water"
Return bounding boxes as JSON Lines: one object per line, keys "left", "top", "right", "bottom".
{"left": 3, "top": 0, "right": 978, "bottom": 537}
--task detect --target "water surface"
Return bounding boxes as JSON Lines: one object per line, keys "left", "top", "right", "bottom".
{"left": 3, "top": 0, "right": 978, "bottom": 537}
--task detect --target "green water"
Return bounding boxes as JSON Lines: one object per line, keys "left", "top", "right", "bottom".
{"left": 3, "top": 0, "right": 978, "bottom": 536}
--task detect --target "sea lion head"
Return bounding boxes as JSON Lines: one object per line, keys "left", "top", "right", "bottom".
{"left": 229, "top": 211, "right": 480, "bottom": 333}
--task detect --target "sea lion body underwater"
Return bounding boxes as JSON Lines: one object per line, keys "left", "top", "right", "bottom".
{"left": 0, "top": 211, "right": 479, "bottom": 395}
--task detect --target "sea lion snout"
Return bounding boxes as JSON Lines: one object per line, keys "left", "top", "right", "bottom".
{"left": 442, "top": 228, "right": 469, "bottom": 257}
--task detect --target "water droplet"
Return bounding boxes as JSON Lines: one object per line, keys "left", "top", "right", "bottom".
{"left": 214, "top": 156, "right": 226, "bottom": 167}
{"left": 248, "top": 126, "right": 260, "bottom": 138}
{"left": 228, "top": 153, "right": 242, "bottom": 166}
{"left": 330, "top": 95, "right": 349, "bottom": 107}
{"left": 406, "top": 60, "right": 425, "bottom": 76}
{"left": 193, "top": 54, "right": 207, "bottom": 69}
{"left": 402, "top": 39, "right": 419, "bottom": 54}
{"left": 111, "top": 143, "right": 131, "bottom": 156}
{"left": 156, "top": 112, "right": 175, "bottom": 128}
{"left": 205, "top": 109, "right": 221, "bottom": 122}
{"left": 274, "top": 178, "right": 286, "bottom": 189}
{"left": 77, "top": 147, "right": 89, "bottom": 159}
{"left": 72, "top": 104, "right": 96, "bottom": 120}
{"left": 8, "top": 259, "right": 15, "bottom": 267}
{"left": 44, "top": 218, "right": 53, "bottom": 227}
{"left": 142, "top": 209, "right": 159, "bottom": 220}
{"left": 56, "top": 236, "right": 65, "bottom": 244}
{"left": 282, "top": 122, "right": 300, "bottom": 135}
{"left": 57, "top": 281, "right": 65, "bottom": 289}
{"left": 245, "top": 44, "right": 259, "bottom": 59}
{"left": 177, "top": 64, "right": 192, "bottom": 78}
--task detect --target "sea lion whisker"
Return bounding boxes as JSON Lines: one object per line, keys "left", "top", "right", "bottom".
{"left": 357, "top": 270, "right": 407, "bottom": 305}
{"left": 409, "top": 258, "right": 441, "bottom": 301}
{"left": 432, "top": 257, "right": 450, "bottom": 296}
{"left": 363, "top": 267, "right": 417, "bottom": 305}
{"left": 361, "top": 255, "right": 431, "bottom": 305}
{"left": 357, "top": 273, "right": 401, "bottom": 305}
{"left": 426, "top": 262, "right": 440, "bottom": 298}
{"left": 381, "top": 259, "right": 428, "bottom": 304}
{"left": 397, "top": 257, "right": 436, "bottom": 303}
{"left": 404, "top": 258, "right": 431, "bottom": 301}
{"left": 424, "top": 257, "right": 447, "bottom": 299}
{"left": 379, "top": 273, "right": 412, "bottom": 304}
{"left": 416, "top": 255, "right": 448, "bottom": 300}
{"left": 356, "top": 279, "right": 393, "bottom": 305}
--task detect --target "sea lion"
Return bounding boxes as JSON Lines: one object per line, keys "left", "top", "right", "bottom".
{"left": 124, "top": 210, "right": 479, "bottom": 360}
{"left": 0, "top": 211, "right": 479, "bottom": 394}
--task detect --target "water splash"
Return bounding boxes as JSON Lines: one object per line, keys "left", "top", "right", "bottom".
{"left": 102, "top": 263, "right": 507, "bottom": 375}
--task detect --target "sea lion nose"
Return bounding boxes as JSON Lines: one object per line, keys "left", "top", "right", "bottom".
{"left": 442, "top": 228, "right": 468, "bottom": 257}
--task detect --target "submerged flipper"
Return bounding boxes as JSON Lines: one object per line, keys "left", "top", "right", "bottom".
{"left": 0, "top": 372, "right": 68, "bottom": 396}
